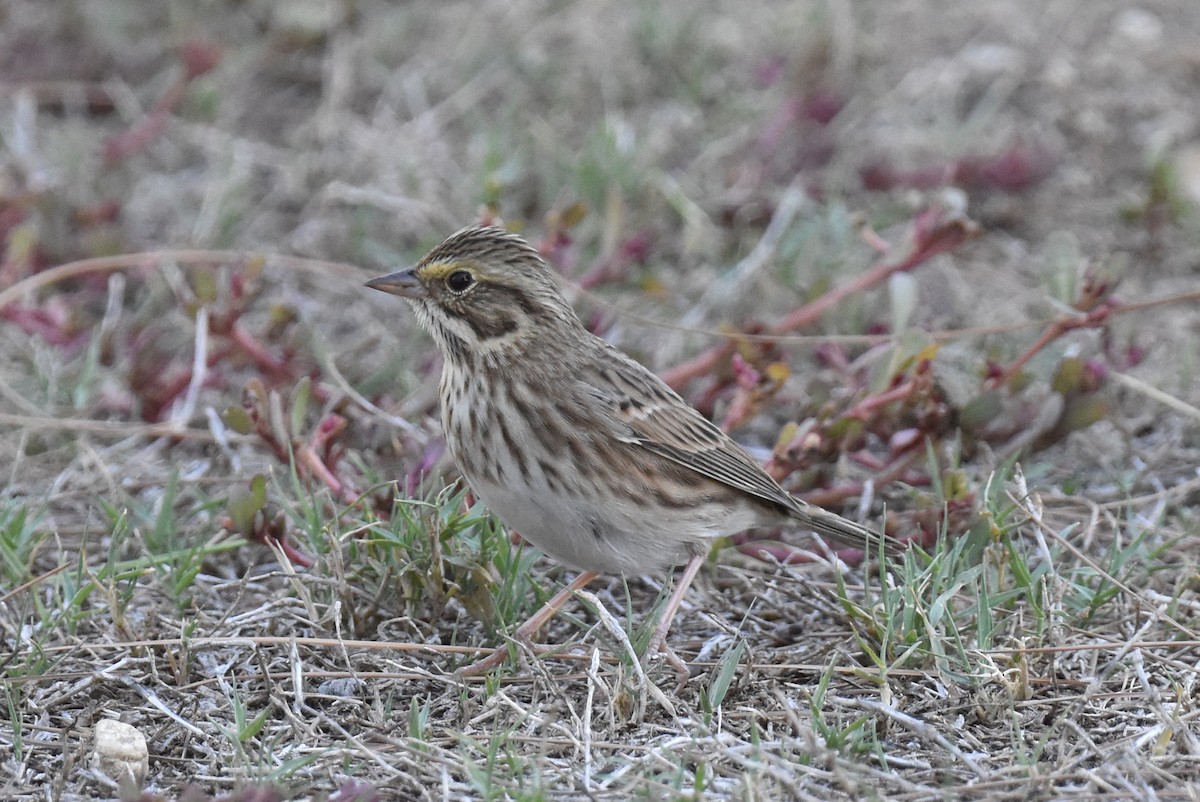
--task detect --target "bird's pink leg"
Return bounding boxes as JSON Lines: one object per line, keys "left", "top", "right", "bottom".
{"left": 648, "top": 553, "right": 705, "bottom": 653}
{"left": 458, "top": 570, "right": 600, "bottom": 676}
{"left": 647, "top": 552, "right": 705, "bottom": 687}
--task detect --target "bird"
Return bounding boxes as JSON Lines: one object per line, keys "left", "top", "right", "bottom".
{"left": 366, "top": 225, "right": 895, "bottom": 683}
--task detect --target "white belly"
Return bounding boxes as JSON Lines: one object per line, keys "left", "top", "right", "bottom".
{"left": 467, "top": 473, "right": 760, "bottom": 577}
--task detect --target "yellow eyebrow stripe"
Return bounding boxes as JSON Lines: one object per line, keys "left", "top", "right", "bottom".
{"left": 418, "top": 261, "right": 466, "bottom": 281}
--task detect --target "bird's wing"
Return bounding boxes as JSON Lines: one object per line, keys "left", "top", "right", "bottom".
{"left": 579, "top": 347, "right": 888, "bottom": 552}
{"left": 577, "top": 349, "right": 798, "bottom": 512}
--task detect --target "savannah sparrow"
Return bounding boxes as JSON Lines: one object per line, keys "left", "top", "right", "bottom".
{"left": 367, "top": 226, "right": 894, "bottom": 680}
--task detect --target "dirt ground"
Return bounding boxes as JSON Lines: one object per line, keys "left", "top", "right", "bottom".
{"left": 1, "top": 0, "right": 1199, "bottom": 800}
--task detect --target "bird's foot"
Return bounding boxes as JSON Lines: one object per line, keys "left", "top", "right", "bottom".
{"left": 658, "top": 645, "right": 692, "bottom": 692}
{"left": 644, "top": 631, "right": 693, "bottom": 691}
{"left": 456, "top": 645, "right": 510, "bottom": 677}
{"left": 456, "top": 570, "right": 600, "bottom": 679}
{"left": 456, "top": 633, "right": 557, "bottom": 677}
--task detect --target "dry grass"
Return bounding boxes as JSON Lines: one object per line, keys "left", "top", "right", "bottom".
{"left": 2, "top": 0, "right": 1200, "bottom": 799}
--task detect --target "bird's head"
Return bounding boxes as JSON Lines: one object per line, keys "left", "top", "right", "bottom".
{"left": 366, "top": 226, "right": 581, "bottom": 361}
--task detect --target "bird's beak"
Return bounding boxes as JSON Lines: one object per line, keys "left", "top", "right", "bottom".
{"left": 365, "top": 268, "right": 425, "bottom": 299}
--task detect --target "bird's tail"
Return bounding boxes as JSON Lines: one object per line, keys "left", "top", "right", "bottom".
{"left": 788, "top": 498, "right": 901, "bottom": 559}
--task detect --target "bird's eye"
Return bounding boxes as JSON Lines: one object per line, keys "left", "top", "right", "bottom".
{"left": 446, "top": 270, "right": 474, "bottom": 293}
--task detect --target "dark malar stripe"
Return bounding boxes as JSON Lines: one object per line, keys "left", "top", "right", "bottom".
{"left": 430, "top": 317, "right": 471, "bottom": 364}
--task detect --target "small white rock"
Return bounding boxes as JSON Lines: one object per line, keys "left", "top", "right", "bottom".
{"left": 92, "top": 718, "right": 149, "bottom": 787}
